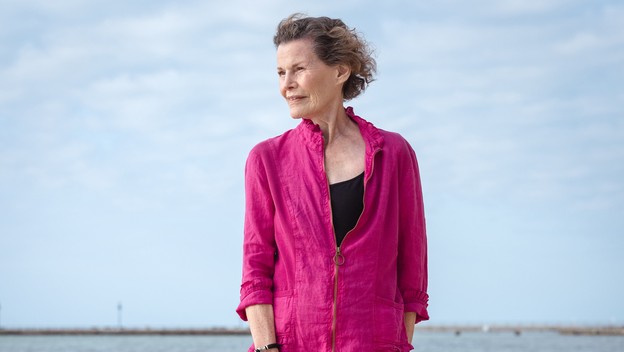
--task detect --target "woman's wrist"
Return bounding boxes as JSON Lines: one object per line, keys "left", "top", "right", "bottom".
{"left": 254, "top": 343, "right": 280, "bottom": 351}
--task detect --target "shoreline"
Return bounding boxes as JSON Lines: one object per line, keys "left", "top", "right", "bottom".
{"left": 0, "top": 327, "right": 250, "bottom": 336}
{"left": 414, "top": 325, "right": 624, "bottom": 336}
{"left": 1, "top": 325, "right": 623, "bottom": 336}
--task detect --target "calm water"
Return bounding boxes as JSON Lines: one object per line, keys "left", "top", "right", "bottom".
{"left": 1, "top": 331, "right": 623, "bottom": 352}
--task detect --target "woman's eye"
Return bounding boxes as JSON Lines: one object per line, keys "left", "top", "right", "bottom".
{"left": 277, "top": 71, "right": 285, "bottom": 76}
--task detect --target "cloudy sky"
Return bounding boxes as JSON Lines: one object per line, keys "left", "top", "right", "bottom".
{"left": 1, "top": 0, "right": 623, "bottom": 328}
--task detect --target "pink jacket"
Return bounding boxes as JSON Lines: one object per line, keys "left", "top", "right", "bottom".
{"left": 237, "top": 107, "right": 429, "bottom": 352}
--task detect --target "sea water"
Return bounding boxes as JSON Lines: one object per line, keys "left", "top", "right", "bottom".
{"left": 0, "top": 331, "right": 623, "bottom": 352}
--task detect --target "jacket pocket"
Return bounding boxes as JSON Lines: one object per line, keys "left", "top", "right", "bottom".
{"left": 273, "top": 290, "right": 294, "bottom": 344}
{"left": 373, "top": 296, "right": 404, "bottom": 345}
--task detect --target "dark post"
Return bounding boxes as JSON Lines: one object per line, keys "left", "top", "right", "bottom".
{"left": 117, "top": 301, "right": 123, "bottom": 329}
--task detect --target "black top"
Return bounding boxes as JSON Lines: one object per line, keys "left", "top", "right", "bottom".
{"left": 329, "top": 172, "right": 365, "bottom": 247}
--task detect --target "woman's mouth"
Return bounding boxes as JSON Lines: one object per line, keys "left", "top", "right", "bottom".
{"left": 287, "top": 95, "right": 305, "bottom": 103}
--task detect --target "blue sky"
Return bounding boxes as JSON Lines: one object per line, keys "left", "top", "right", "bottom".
{"left": 1, "top": 0, "right": 623, "bottom": 328}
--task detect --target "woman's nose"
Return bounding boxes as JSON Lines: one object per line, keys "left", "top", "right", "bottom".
{"left": 283, "top": 72, "right": 296, "bottom": 89}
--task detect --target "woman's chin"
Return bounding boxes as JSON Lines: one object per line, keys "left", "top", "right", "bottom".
{"left": 288, "top": 108, "right": 305, "bottom": 119}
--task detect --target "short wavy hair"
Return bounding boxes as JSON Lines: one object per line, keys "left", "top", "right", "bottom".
{"left": 274, "top": 13, "right": 376, "bottom": 101}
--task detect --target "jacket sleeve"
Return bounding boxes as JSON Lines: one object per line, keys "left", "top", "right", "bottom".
{"left": 236, "top": 146, "right": 277, "bottom": 321}
{"left": 397, "top": 138, "right": 429, "bottom": 323}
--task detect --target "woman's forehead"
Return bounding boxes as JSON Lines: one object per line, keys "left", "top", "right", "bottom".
{"left": 277, "top": 39, "right": 316, "bottom": 64}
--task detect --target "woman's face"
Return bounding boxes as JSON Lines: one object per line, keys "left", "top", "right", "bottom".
{"left": 277, "top": 39, "right": 348, "bottom": 119}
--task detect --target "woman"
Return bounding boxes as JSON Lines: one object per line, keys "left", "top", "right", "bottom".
{"left": 237, "top": 14, "right": 429, "bottom": 352}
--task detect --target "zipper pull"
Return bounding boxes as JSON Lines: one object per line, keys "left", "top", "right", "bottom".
{"left": 333, "top": 247, "right": 345, "bottom": 266}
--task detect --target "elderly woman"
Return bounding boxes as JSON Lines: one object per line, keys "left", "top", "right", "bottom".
{"left": 236, "top": 14, "right": 429, "bottom": 352}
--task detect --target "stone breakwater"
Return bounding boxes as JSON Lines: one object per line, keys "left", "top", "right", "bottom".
{"left": 0, "top": 328, "right": 251, "bottom": 336}
{"left": 414, "top": 325, "right": 624, "bottom": 336}
{"left": 556, "top": 327, "right": 624, "bottom": 336}
{"left": 1, "top": 325, "right": 623, "bottom": 336}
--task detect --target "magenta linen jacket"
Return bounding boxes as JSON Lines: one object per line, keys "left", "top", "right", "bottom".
{"left": 237, "top": 107, "right": 429, "bottom": 352}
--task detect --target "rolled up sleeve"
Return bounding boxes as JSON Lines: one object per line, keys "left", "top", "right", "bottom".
{"left": 236, "top": 147, "right": 277, "bottom": 321}
{"left": 397, "top": 139, "right": 429, "bottom": 323}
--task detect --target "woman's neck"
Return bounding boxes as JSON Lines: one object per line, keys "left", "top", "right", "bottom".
{"left": 309, "top": 106, "right": 356, "bottom": 146}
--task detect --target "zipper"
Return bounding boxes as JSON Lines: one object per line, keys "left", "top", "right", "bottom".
{"left": 323, "top": 153, "right": 339, "bottom": 352}
{"left": 331, "top": 248, "right": 341, "bottom": 352}
{"left": 328, "top": 147, "right": 380, "bottom": 352}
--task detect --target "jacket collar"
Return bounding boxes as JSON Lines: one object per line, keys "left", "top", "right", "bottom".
{"left": 295, "top": 106, "right": 384, "bottom": 154}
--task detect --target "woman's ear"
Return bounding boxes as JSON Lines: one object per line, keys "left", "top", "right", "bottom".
{"left": 336, "top": 64, "right": 351, "bottom": 84}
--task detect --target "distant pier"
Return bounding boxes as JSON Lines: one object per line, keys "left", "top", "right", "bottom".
{"left": 0, "top": 327, "right": 250, "bottom": 336}
{"left": 414, "top": 325, "right": 624, "bottom": 336}
{"left": 0, "top": 325, "right": 622, "bottom": 336}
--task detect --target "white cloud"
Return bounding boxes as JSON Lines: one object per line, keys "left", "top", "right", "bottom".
{"left": 368, "top": 1, "right": 624, "bottom": 213}
{"left": 1, "top": 0, "right": 623, "bottom": 326}
{"left": 492, "top": 0, "right": 568, "bottom": 15}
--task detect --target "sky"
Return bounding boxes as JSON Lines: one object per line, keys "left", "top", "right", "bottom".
{"left": 1, "top": 0, "right": 623, "bottom": 328}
